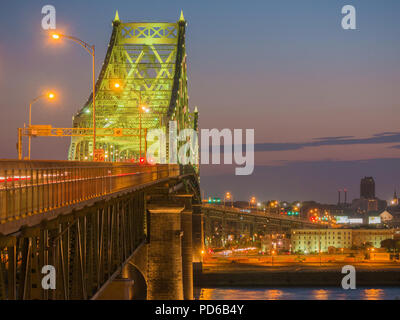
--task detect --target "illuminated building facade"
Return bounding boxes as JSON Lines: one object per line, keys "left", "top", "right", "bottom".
{"left": 291, "top": 228, "right": 394, "bottom": 253}
{"left": 352, "top": 229, "right": 394, "bottom": 248}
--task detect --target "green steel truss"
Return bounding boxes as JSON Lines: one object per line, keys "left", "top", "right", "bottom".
{"left": 69, "top": 11, "right": 198, "bottom": 162}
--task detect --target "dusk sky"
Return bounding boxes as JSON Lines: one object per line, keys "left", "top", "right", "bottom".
{"left": 0, "top": 1, "right": 399, "bottom": 203}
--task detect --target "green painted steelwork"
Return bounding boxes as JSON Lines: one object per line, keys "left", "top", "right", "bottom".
{"left": 69, "top": 12, "right": 198, "bottom": 163}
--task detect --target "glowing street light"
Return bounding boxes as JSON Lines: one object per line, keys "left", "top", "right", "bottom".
{"left": 28, "top": 91, "right": 56, "bottom": 159}
{"left": 249, "top": 196, "right": 256, "bottom": 208}
{"left": 271, "top": 249, "right": 276, "bottom": 266}
{"left": 51, "top": 32, "right": 97, "bottom": 160}
{"left": 224, "top": 192, "right": 233, "bottom": 208}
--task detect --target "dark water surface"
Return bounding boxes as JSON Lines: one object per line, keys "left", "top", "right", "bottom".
{"left": 195, "top": 287, "right": 400, "bottom": 300}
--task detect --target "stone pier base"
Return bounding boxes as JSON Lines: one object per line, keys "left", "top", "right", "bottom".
{"left": 147, "top": 205, "right": 185, "bottom": 300}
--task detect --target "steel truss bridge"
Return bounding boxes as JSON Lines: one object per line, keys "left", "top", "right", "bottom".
{"left": 203, "top": 204, "right": 319, "bottom": 248}
{"left": 68, "top": 10, "right": 198, "bottom": 162}
{"left": 1, "top": 12, "right": 203, "bottom": 300}
{"left": 1, "top": 12, "right": 320, "bottom": 300}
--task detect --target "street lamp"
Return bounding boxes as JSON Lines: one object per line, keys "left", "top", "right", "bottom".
{"left": 224, "top": 192, "right": 233, "bottom": 208}
{"left": 271, "top": 249, "right": 276, "bottom": 266}
{"left": 28, "top": 92, "right": 56, "bottom": 159}
{"left": 51, "top": 32, "right": 96, "bottom": 160}
{"left": 139, "top": 103, "right": 150, "bottom": 160}
{"left": 249, "top": 196, "right": 256, "bottom": 209}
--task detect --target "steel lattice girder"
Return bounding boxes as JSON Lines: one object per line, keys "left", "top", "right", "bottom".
{"left": 69, "top": 13, "right": 197, "bottom": 162}
{"left": 0, "top": 192, "right": 147, "bottom": 300}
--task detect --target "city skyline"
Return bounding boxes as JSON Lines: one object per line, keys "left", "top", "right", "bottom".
{"left": 0, "top": 1, "right": 399, "bottom": 202}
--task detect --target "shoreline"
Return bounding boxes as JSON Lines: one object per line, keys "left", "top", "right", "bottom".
{"left": 195, "top": 270, "right": 400, "bottom": 287}
{"left": 195, "top": 262, "right": 400, "bottom": 287}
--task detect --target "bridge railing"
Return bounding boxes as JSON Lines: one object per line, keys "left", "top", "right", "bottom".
{"left": 0, "top": 160, "right": 180, "bottom": 224}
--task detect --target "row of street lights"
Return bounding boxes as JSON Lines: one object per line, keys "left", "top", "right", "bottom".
{"left": 51, "top": 32, "right": 97, "bottom": 156}
{"left": 27, "top": 31, "right": 95, "bottom": 160}
{"left": 224, "top": 192, "right": 233, "bottom": 207}
{"left": 27, "top": 31, "right": 150, "bottom": 161}
{"left": 222, "top": 192, "right": 259, "bottom": 210}
{"left": 220, "top": 195, "right": 303, "bottom": 214}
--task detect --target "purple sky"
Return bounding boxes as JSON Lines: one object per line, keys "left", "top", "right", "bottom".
{"left": 0, "top": 0, "right": 399, "bottom": 203}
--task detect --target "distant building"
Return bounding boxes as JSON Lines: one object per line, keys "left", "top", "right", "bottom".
{"left": 360, "top": 177, "right": 375, "bottom": 199}
{"left": 352, "top": 229, "right": 394, "bottom": 248}
{"left": 300, "top": 201, "right": 350, "bottom": 220}
{"left": 291, "top": 228, "right": 394, "bottom": 253}
{"left": 291, "top": 229, "right": 352, "bottom": 253}
{"left": 351, "top": 177, "right": 386, "bottom": 213}
{"left": 379, "top": 210, "right": 393, "bottom": 223}
{"left": 382, "top": 207, "right": 400, "bottom": 227}
{"left": 352, "top": 198, "right": 387, "bottom": 214}
{"left": 387, "top": 189, "right": 400, "bottom": 220}
{"left": 389, "top": 189, "right": 399, "bottom": 206}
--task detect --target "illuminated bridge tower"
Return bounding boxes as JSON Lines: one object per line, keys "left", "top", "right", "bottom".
{"left": 69, "top": 11, "right": 198, "bottom": 163}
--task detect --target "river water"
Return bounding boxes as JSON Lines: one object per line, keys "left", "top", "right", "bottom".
{"left": 195, "top": 287, "right": 400, "bottom": 300}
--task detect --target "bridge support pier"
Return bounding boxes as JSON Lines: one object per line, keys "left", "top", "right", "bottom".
{"left": 192, "top": 204, "right": 204, "bottom": 273}
{"left": 175, "top": 195, "right": 194, "bottom": 300}
{"left": 147, "top": 204, "right": 185, "bottom": 300}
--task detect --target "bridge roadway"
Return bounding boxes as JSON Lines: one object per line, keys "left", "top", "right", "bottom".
{"left": 0, "top": 160, "right": 184, "bottom": 233}
{"left": 0, "top": 160, "right": 202, "bottom": 300}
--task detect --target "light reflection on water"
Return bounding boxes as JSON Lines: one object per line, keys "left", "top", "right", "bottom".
{"left": 362, "top": 289, "right": 384, "bottom": 300}
{"left": 196, "top": 287, "right": 400, "bottom": 300}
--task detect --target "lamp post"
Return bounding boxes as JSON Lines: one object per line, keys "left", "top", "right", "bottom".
{"left": 224, "top": 192, "right": 232, "bottom": 208}
{"left": 319, "top": 230, "right": 322, "bottom": 266}
{"left": 51, "top": 33, "right": 96, "bottom": 159}
{"left": 28, "top": 92, "right": 55, "bottom": 159}
{"left": 134, "top": 91, "right": 149, "bottom": 160}
{"left": 271, "top": 249, "right": 275, "bottom": 266}
{"left": 249, "top": 196, "right": 256, "bottom": 209}
{"left": 137, "top": 91, "right": 143, "bottom": 159}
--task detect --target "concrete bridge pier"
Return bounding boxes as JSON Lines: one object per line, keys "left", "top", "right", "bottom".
{"left": 147, "top": 202, "right": 185, "bottom": 300}
{"left": 174, "top": 194, "right": 194, "bottom": 300}
{"left": 192, "top": 204, "right": 204, "bottom": 273}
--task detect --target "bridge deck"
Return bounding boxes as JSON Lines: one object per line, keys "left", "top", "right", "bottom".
{"left": 0, "top": 160, "right": 180, "bottom": 228}
{"left": 203, "top": 203, "right": 316, "bottom": 227}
